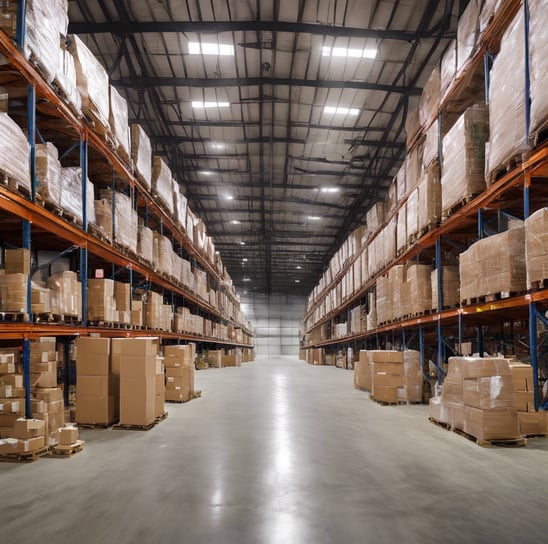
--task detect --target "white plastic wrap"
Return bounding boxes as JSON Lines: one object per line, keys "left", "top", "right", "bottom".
{"left": 138, "top": 224, "right": 153, "bottom": 264}
{"left": 405, "top": 141, "right": 423, "bottom": 194}
{"left": 194, "top": 218, "right": 206, "bottom": 251}
{"left": 36, "top": 142, "right": 62, "bottom": 206}
{"left": 479, "top": 0, "right": 505, "bottom": 34}
{"left": 68, "top": 34, "right": 110, "bottom": 129}
{"left": 456, "top": 0, "right": 481, "bottom": 73}
{"left": 152, "top": 157, "right": 174, "bottom": 216}
{"left": 440, "top": 39, "right": 457, "bottom": 95}
{"left": 486, "top": 9, "right": 527, "bottom": 181}
{"left": 418, "top": 163, "right": 441, "bottom": 233}
{"left": 524, "top": 208, "right": 548, "bottom": 288}
{"left": 528, "top": 0, "right": 548, "bottom": 139}
{"left": 0, "top": 113, "right": 31, "bottom": 192}
{"left": 109, "top": 85, "right": 130, "bottom": 161}
{"left": 174, "top": 185, "right": 188, "bottom": 230}
{"left": 57, "top": 40, "right": 82, "bottom": 113}
{"left": 94, "top": 199, "right": 112, "bottom": 241}
{"left": 131, "top": 124, "right": 152, "bottom": 190}
{"left": 418, "top": 66, "right": 440, "bottom": 128}
{"left": 113, "top": 192, "right": 138, "bottom": 254}
{"left": 396, "top": 163, "right": 406, "bottom": 202}
{"left": 155, "top": 232, "right": 174, "bottom": 278}
{"left": 396, "top": 203, "right": 407, "bottom": 255}
{"left": 441, "top": 104, "right": 488, "bottom": 214}
{"left": 59, "top": 167, "right": 96, "bottom": 226}
{"left": 423, "top": 119, "right": 439, "bottom": 169}
{"left": 406, "top": 188, "right": 419, "bottom": 244}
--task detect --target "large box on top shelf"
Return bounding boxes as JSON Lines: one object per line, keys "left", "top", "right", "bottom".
{"left": 0, "top": 113, "right": 31, "bottom": 193}
{"left": 529, "top": 0, "right": 548, "bottom": 141}
{"left": 152, "top": 156, "right": 174, "bottom": 216}
{"left": 108, "top": 85, "right": 130, "bottom": 161}
{"left": 5, "top": 248, "right": 30, "bottom": 275}
{"left": 131, "top": 124, "right": 152, "bottom": 190}
{"left": 525, "top": 208, "right": 548, "bottom": 289}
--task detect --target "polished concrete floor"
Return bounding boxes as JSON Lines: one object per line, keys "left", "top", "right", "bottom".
{"left": 1, "top": 356, "right": 547, "bottom": 544}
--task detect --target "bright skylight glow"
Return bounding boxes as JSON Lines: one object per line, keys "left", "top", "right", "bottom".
{"left": 324, "top": 106, "right": 359, "bottom": 115}
{"left": 192, "top": 101, "right": 230, "bottom": 108}
{"left": 225, "top": 195, "right": 234, "bottom": 200}
{"left": 320, "top": 187, "right": 340, "bottom": 193}
{"left": 189, "top": 42, "right": 235, "bottom": 56}
{"left": 322, "top": 46, "right": 377, "bottom": 59}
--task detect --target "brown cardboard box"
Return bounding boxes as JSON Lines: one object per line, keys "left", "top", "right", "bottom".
{"left": 509, "top": 363, "right": 534, "bottom": 391}
{"left": 514, "top": 391, "right": 535, "bottom": 412}
{"left": 33, "top": 387, "right": 63, "bottom": 402}
{"left": 0, "top": 436, "right": 45, "bottom": 455}
{"left": 76, "top": 351, "right": 110, "bottom": 376}
{"left": 120, "top": 355, "right": 157, "bottom": 378}
{"left": 114, "top": 281, "right": 131, "bottom": 311}
{"left": 0, "top": 414, "right": 20, "bottom": 426}
{"left": 131, "top": 309, "right": 142, "bottom": 327}
{"left": 460, "top": 357, "right": 510, "bottom": 380}
{"left": 0, "top": 361, "right": 15, "bottom": 374}
{"left": 77, "top": 375, "right": 110, "bottom": 398}
{"left": 0, "top": 384, "right": 13, "bottom": 398}
{"left": 373, "top": 372, "right": 404, "bottom": 388}
{"left": 119, "top": 396, "right": 155, "bottom": 426}
{"left": 12, "top": 418, "right": 46, "bottom": 439}
{"left": 463, "top": 375, "right": 515, "bottom": 410}
{"left": 120, "top": 376, "right": 155, "bottom": 399}
{"left": 0, "top": 398, "right": 23, "bottom": 415}
{"left": 117, "top": 337, "right": 159, "bottom": 357}
{"left": 76, "top": 396, "right": 115, "bottom": 424}
{"left": 30, "top": 372, "right": 57, "bottom": 388}
{"left": 372, "top": 386, "right": 398, "bottom": 403}
{"left": 464, "top": 406, "right": 520, "bottom": 441}
{"left": 4, "top": 248, "right": 31, "bottom": 275}
{"left": 76, "top": 337, "right": 110, "bottom": 356}
{"left": 370, "top": 362, "right": 403, "bottom": 375}
{"left": 60, "top": 426, "right": 79, "bottom": 446}
{"left": 1, "top": 374, "right": 23, "bottom": 388}
{"left": 368, "top": 350, "right": 404, "bottom": 364}
{"left": 518, "top": 411, "right": 547, "bottom": 436}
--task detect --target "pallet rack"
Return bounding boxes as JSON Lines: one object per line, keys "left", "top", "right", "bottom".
{"left": 302, "top": 0, "right": 548, "bottom": 409}
{"left": 0, "top": 13, "right": 253, "bottom": 418}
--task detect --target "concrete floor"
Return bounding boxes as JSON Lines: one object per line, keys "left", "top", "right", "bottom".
{"left": 1, "top": 356, "right": 547, "bottom": 544}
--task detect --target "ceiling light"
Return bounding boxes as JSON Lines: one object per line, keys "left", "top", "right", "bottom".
{"left": 308, "top": 216, "right": 321, "bottom": 220}
{"left": 320, "top": 187, "right": 340, "bottom": 193}
{"left": 324, "top": 106, "right": 359, "bottom": 116}
{"left": 225, "top": 195, "right": 234, "bottom": 200}
{"left": 322, "top": 46, "right": 377, "bottom": 59}
{"left": 192, "top": 101, "right": 230, "bottom": 108}
{"left": 296, "top": 265, "right": 302, "bottom": 269}
{"left": 189, "top": 42, "right": 235, "bottom": 56}
{"left": 295, "top": 279, "right": 300, "bottom": 283}
{"left": 200, "top": 170, "right": 213, "bottom": 175}
{"left": 211, "top": 143, "right": 225, "bottom": 149}
{"left": 239, "top": 241, "right": 246, "bottom": 245}
{"left": 231, "top": 220, "right": 241, "bottom": 224}
{"left": 243, "top": 277, "right": 251, "bottom": 282}
{"left": 242, "top": 258, "right": 248, "bottom": 262}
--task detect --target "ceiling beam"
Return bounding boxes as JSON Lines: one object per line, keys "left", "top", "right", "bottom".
{"left": 112, "top": 76, "right": 421, "bottom": 96}
{"left": 68, "top": 20, "right": 441, "bottom": 42}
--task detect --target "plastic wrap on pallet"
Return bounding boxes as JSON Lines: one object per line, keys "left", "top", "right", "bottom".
{"left": 418, "top": 162, "right": 441, "bottom": 233}
{"left": 402, "top": 350, "right": 422, "bottom": 403}
{"left": 479, "top": 0, "right": 505, "bottom": 34}
{"left": 406, "top": 264, "right": 432, "bottom": 316}
{"left": 68, "top": 34, "right": 110, "bottom": 129}
{"left": 152, "top": 156, "right": 174, "bottom": 216}
{"left": 172, "top": 254, "right": 182, "bottom": 284}
{"left": 396, "top": 163, "right": 406, "bottom": 202}
{"left": 390, "top": 265, "right": 406, "bottom": 320}
{"left": 47, "top": 271, "right": 80, "bottom": 318}
{"left": 440, "top": 39, "right": 457, "bottom": 95}
{"left": 186, "top": 208, "right": 196, "bottom": 245}
{"left": 144, "top": 291, "right": 164, "bottom": 329}
{"left": 24, "top": 0, "right": 68, "bottom": 84}
{"left": 181, "top": 259, "right": 194, "bottom": 291}
{"left": 194, "top": 218, "right": 206, "bottom": 251}
{"left": 131, "top": 124, "right": 152, "bottom": 190}
{"left": 405, "top": 140, "right": 423, "bottom": 194}
{"left": 405, "top": 99, "right": 420, "bottom": 148}
{"left": 0, "top": 113, "right": 31, "bottom": 192}
{"left": 193, "top": 268, "right": 208, "bottom": 299}
{"left": 109, "top": 85, "right": 130, "bottom": 161}
{"left": 59, "top": 168, "right": 96, "bottom": 226}
{"left": 87, "top": 279, "right": 115, "bottom": 322}
{"left": 155, "top": 232, "right": 173, "bottom": 278}
{"left": 528, "top": 0, "right": 548, "bottom": 140}
{"left": 423, "top": 120, "right": 439, "bottom": 170}
{"left": 525, "top": 208, "right": 548, "bottom": 288}
{"left": 460, "top": 226, "right": 526, "bottom": 301}
{"left": 31, "top": 282, "right": 51, "bottom": 314}
{"left": 94, "top": 199, "right": 112, "bottom": 241}
{"left": 418, "top": 66, "right": 440, "bottom": 128}
{"left": 406, "top": 188, "right": 419, "bottom": 244}
{"left": 463, "top": 374, "right": 515, "bottom": 410}
{"left": 113, "top": 192, "right": 137, "bottom": 254}
{"left": 137, "top": 224, "right": 153, "bottom": 264}
{"left": 174, "top": 188, "right": 188, "bottom": 231}
{"left": 382, "top": 216, "right": 397, "bottom": 268}
{"left": 456, "top": 0, "right": 481, "bottom": 73}
{"left": 375, "top": 275, "right": 391, "bottom": 325}
{"left": 396, "top": 203, "right": 407, "bottom": 255}
{"left": 431, "top": 266, "right": 460, "bottom": 310}
{"left": 441, "top": 104, "right": 488, "bottom": 215}
{"left": 386, "top": 179, "right": 397, "bottom": 214}
{"left": 36, "top": 142, "right": 62, "bottom": 206}
{"left": 486, "top": 9, "right": 526, "bottom": 182}
{"left": 56, "top": 40, "right": 82, "bottom": 113}
{"left": 0, "top": 274, "right": 27, "bottom": 312}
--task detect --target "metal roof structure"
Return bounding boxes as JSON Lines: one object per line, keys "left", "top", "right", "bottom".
{"left": 68, "top": 0, "right": 466, "bottom": 295}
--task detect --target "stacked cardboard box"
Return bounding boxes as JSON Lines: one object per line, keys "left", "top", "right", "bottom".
{"left": 0, "top": 352, "right": 25, "bottom": 431}
{"left": 164, "top": 345, "right": 194, "bottom": 402}
{"left": 431, "top": 266, "right": 460, "bottom": 310}
{"left": 31, "top": 282, "right": 52, "bottom": 314}
{"left": 529, "top": 0, "right": 548, "bottom": 142}
{"left": 154, "top": 357, "right": 165, "bottom": 418}
{"left": 75, "top": 337, "right": 116, "bottom": 425}
{"left": 221, "top": 349, "right": 242, "bottom": 367}
{"left": 33, "top": 386, "right": 65, "bottom": 447}
{"left": 354, "top": 351, "right": 372, "bottom": 392}
{"left": 428, "top": 357, "right": 465, "bottom": 430}
{"left": 131, "top": 124, "right": 152, "bottom": 190}
{"left": 109, "top": 84, "right": 130, "bottom": 161}
{"left": 0, "top": 113, "right": 31, "bottom": 193}
{"left": 94, "top": 198, "right": 113, "bottom": 241}
{"left": 30, "top": 337, "right": 57, "bottom": 389}
{"left": 0, "top": 418, "right": 46, "bottom": 456}
{"left": 0, "top": 273, "right": 27, "bottom": 312}
{"left": 119, "top": 338, "right": 159, "bottom": 426}
{"left": 137, "top": 223, "right": 154, "bottom": 264}
{"left": 370, "top": 351, "right": 404, "bottom": 403}
{"left": 87, "top": 279, "right": 116, "bottom": 322}
{"left": 36, "top": 142, "right": 61, "bottom": 207}
{"left": 398, "top": 350, "right": 423, "bottom": 403}
{"left": 59, "top": 167, "right": 96, "bottom": 227}
{"left": 144, "top": 291, "right": 164, "bottom": 329}
{"left": 152, "top": 157, "right": 175, "bottom": 216}
{"left": 47, "top": 270, "right": 81, "bottom": 318}
{"left": 524, "top": 208, "right": 548, "bottom": 289}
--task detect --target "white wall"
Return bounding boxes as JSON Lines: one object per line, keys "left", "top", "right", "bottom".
{"left": 241, "top": 293, "right": 306, "bottom": 357}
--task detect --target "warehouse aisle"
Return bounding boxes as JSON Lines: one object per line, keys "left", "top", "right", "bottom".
{"left": 1, "top": 357, "right": 547, "bottom": 544}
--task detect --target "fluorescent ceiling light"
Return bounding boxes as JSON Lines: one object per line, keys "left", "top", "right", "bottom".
{"left": 243, "top": 277, "right": 251, "bottom": 282}
{"left": 242, "top": 258, "right": 248, "bottom": 262}
{"left": 200, "top": 170, "right": 213, "bottom": 175}
{"left": 320, "top": 187, "right": 339, "bottom": 193}
{"left": 296, "top": 265, "right": 302, "bottom": 269}
{"left": 231, "top": 219, "right": 241, "bottom": 224}
{"left": 295, "top": 279, "right": 300, "bottom": 283}
{"left": 189, "top": 42, "right": 235, "bottom": 56}
{"left": 308, "top": 216, "right": 321, "bottom": 220}
{"left": 192, "top": 101, "right": 230, "bottom": 108}
{"left": 225, "top": 195, "right": 234, "bottom": 200}
{"left": 324, "top": 106, "right": 359, "bottom": 116}
{"left": 322, "top": 46, "right": 377, "bottom": 59}
{"left": 239, "top": 241, "right": 246, "bottom": 245}
{"left": 211, "top": 143, "right": 225, "bottom": 149}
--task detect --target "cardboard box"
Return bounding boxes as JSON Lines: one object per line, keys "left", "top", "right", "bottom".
{"left": 463, "top": 375, "right": 515, "bottom": 410}
{"left": 60, "top": 426, "right": 79, "bottom": 446}
{"left": 119, "top": 355, "right": 157, "bottom": 378}
{"left": 372, "top": 386, "right": 398, "bottom": 403}
{"left": 0, "top": 436, "right": 45, "bottom": 455}
{"left": 464, "top": 406, "right": 520, "bottom": 441}
{"left": 518, "top": 411, "right": 547, "bottom": 436}
{"left": 0, "top": 399, "right": 23, "bottom": 415}
{"left": 460, "top": 357, "right": 510, "bottom": 379}
{"left": 116, "top": 337, "right": 159, "bottom": 357}
{"left": 373, "top": 372, "right": 404, "bottom": 388}
{"left": 76, "top": 351, "right": 110, "bottom": 376}
{"left": 12, "top": 418, "right": 46, "bottom": 439}
{"left": 30, "top": 372, "right": 57, "bottom": 388}
{"left": 4, "top": 248, "right": 30, "bottom": 275}
{"left": 0, "top": 374, "right": 23, "bottom": 388}
{"left": 0, "top": 361, "right": 15, "bottom": 374}
{"left": 368, "top": 350, "right": 404, "bottom": 364}
{"left": 33, "top": 387, "right": 63, "bottom": 402}
{"left": 77, "top": 375, "right": 110, "bottom": 398}
{"left": 119, "top": 396, "right": 155, "bottom": 426}
{"left": 514, "top": 391, "right": 535, "bottom": 412}
{"left": 120, "top": 376, "right": 155, "bottom": 399}
{"left": 509, "top": 363, "right": 534, "bottom": 391}
{"left": 76, "top": 336, "right": 110, "bottom": 356}
{"left": 76, "top": 396, "right": 115, "bottom": 424}
{"left": 0, "top": 414, "right": 20, "bottom": 426}
{"left": 0, "top": 384, "right": 13, "bottom": 397}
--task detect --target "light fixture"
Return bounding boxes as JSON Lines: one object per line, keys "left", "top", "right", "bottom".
{"left": 211, "top": 143, "right": 225, "bottom": 150}
{"left": 200, "top": 170, "right": 213, "bottom": 175}
{"left": 321, "top": 46, "right": 377, "bottom": 59}
{"left": 192, "top": 101, "right": 230, "bottom": 108}
{"left": 188, "top": 42, "right": 235, "bottom": 56}
{"left": 243, "top": 277, "right": 251, "bottom": 282}
{"left": 239, "top": 241, "right": 246, "bottom": 245}
{"left": 242, "top": 258, "right": 248, "bottom": 262}
{"left": 225, "top": 195, "right": 234, "bottom": 200}
{"left": 231, "top": 219, "right": 241, "bottom": 224}
{"left": 296, "top": 265, "right": 302, "bottom": 269}
{"left": 320, "top": 187, "right": 340, "bottom": 193}
{"left": 295, "top": 279, "right": 300, "bottom": 283}
{"left": 324, "top": 106, "right": 359, "bottom": 115}
{"left": 308, "top": 216, "right": 321, "bottom": 220}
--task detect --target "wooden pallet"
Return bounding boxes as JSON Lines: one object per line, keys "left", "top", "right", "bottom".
{"left": 165, "top": 391, "right": 202, "bottom": 404}
{"left": 0, "top": 312, "right": 30, "bottom": 323}
{"left": 370, "top": 396, "right": 399, "bottom": 406}
{"left": 529, "top": 116, "right": 548, "bottom": 149}
{"left": 112, "top": 420, "right": 157, "bottom": 431}
{"left": 453, "top": 427, "right": 527, "bottom": 448}
{"left": 441, "top": 194, "right": 478, "bottom": 221}
{"left": 486, "top": 153, "right": 525, "bottom": 187}
{"left": 521, "top": 433, "right": 548, "bottom": 439}
{"left": 0, "top": 445, "right": 51, "bottom": 463}
{"left": 155, "top": 411, "right": 168, "bottom": 424}
{"left": 528, "top": 278, "right": 548, "bottom": 292}
{"left": 429, "top": 417, "right": 453, "bottom": 431}
{"left": 48, "top": 440, "right": 85, "bottom": 458}
{"left": 52, "top": 314, "right": 80, "bottom": 325}
{"left": 77, "top": 421, "right": 117, "bottom": 429}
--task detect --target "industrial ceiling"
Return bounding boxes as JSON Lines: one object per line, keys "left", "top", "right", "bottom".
{"left": 67, "top": 0, "right": 466, "bottom": 296}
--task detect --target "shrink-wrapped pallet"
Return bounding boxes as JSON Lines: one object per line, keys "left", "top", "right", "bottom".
{"left": 94, "top": 199, "right": 112, "bottom": 241}
{"left": 422, "top": 120, "right": 438, "bottom": 170}
{"left": 186, "top": 208, "right": 196, "bottom": 245}
{"left": 36, "top": 142, "right": 62, "bottom": 207}
{"left": 152, "top": 156, "right": 174, "bottom": 216}
{"left": 441, "top": 104, "right": 488, "bottom": 215}
{"left": 375, "top": 275, "right": 390, "bottom": 325}
{"left": 405, "top": 101, "right": 421, "bottom": 148}
{"left": 144, "top": 291, "right": 164, "bottom": 329}
{"left": 525, "top": 208, "right": 548, "bottom": 288}
{"left": 406, "top": 188, "right": 419, "bottom": 244}
{"left": 155, "top": 233, "right": 173, "bottom": 278}
{"left": 418, "top": 67, "right": 440, "bottom": 128}
{"left": 131, "top": 124, "right": 152, "bottom": 190}
{"left": 68, "top": 34, "right": 110, "bottom": 130}
{"left": 528, "top": 0, "right": 548, "bottom": 141}
{"left": 431, "top": 266, "right": 460, "bottom": 310}
{"left": 137, "top": 224, "right": 153, "bottom": 264}
{"left": 56, "top": 40, "right": 82, "bottom": 113}
{"left": 479, "top": 0, "right": 505, "bottom": 34}
{"left": 31, "top": 282, "right": 51, "bottom": 314}
{"left": 194, "top": 218, "right": 207, "bottom": 251}
{"left": 398, "top": 350, "right": 422, "bottom": 403}
{"left": 367, "top": 291, "right": 377, "bottom": 331}
{"left": 109, "top": 85, "right": 130, "bottom": 162}
{"left": 405, "top": 141, "right": 423, "bottom": 194}
{"left": 181, "top": 259, "right": 193, "bottom": 290}
{"left": 113, "top": 192, "right": 138, "bottom": 254}
{"left": 396, "top": 204, "right": 407, "bottom": 255}
{"left": 456, "top": 0, "right": 481, "bottom": 72}
{"left": 47, "top": 271, "right": 80, "bottom": 318}
{"left": 389, "top": 265, "right": 406, "bottom": 320}
{"left": 486, "top": 9, "right": 526, "bottom": 182}
{"left": 418, "top": 162, "right": 441, "bottom": 234}
{"left": 386, "top": 179, "right": 397, "bottom": 214}
{"left": 428, "top": 357, "right": 464, "bottom": 429}
{"left": 59, "top": 167, "right": 96, "bottom": 226}
{"left": 87, "top": 279, "right": 116, "bottom": 322}
{"left": 405, "top": 264, "right": 432, "bottom": 317}
{"left": 382, "top": 216, "right": 397, "bottom": 268}
{"left": 174, "top": 189, "right": 188, "bottom": 231}
{"left": 440, "top": 40, "right": 457, "bottom": 95}
{"left": 396, "top": 163, "right": 406, "bottom": 203}
{"left": 0, "top": 113, "right": 31, "bottom": 192}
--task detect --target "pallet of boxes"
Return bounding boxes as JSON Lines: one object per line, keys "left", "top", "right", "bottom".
{"left": 428, "top": 356, "right": 544, "bottom": 446}
{"left": 164, "top": 344, "right": 197, "bottom": 403}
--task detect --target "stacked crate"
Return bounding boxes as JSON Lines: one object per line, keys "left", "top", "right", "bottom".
{"left": 164, "top": 345, "right": 195, "bottom": 402}
{"left": 370, "top": 351, "right": 404, "bottom": 404}
{"left": 0, "top": 351, "right": 25, "bottom": 433}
